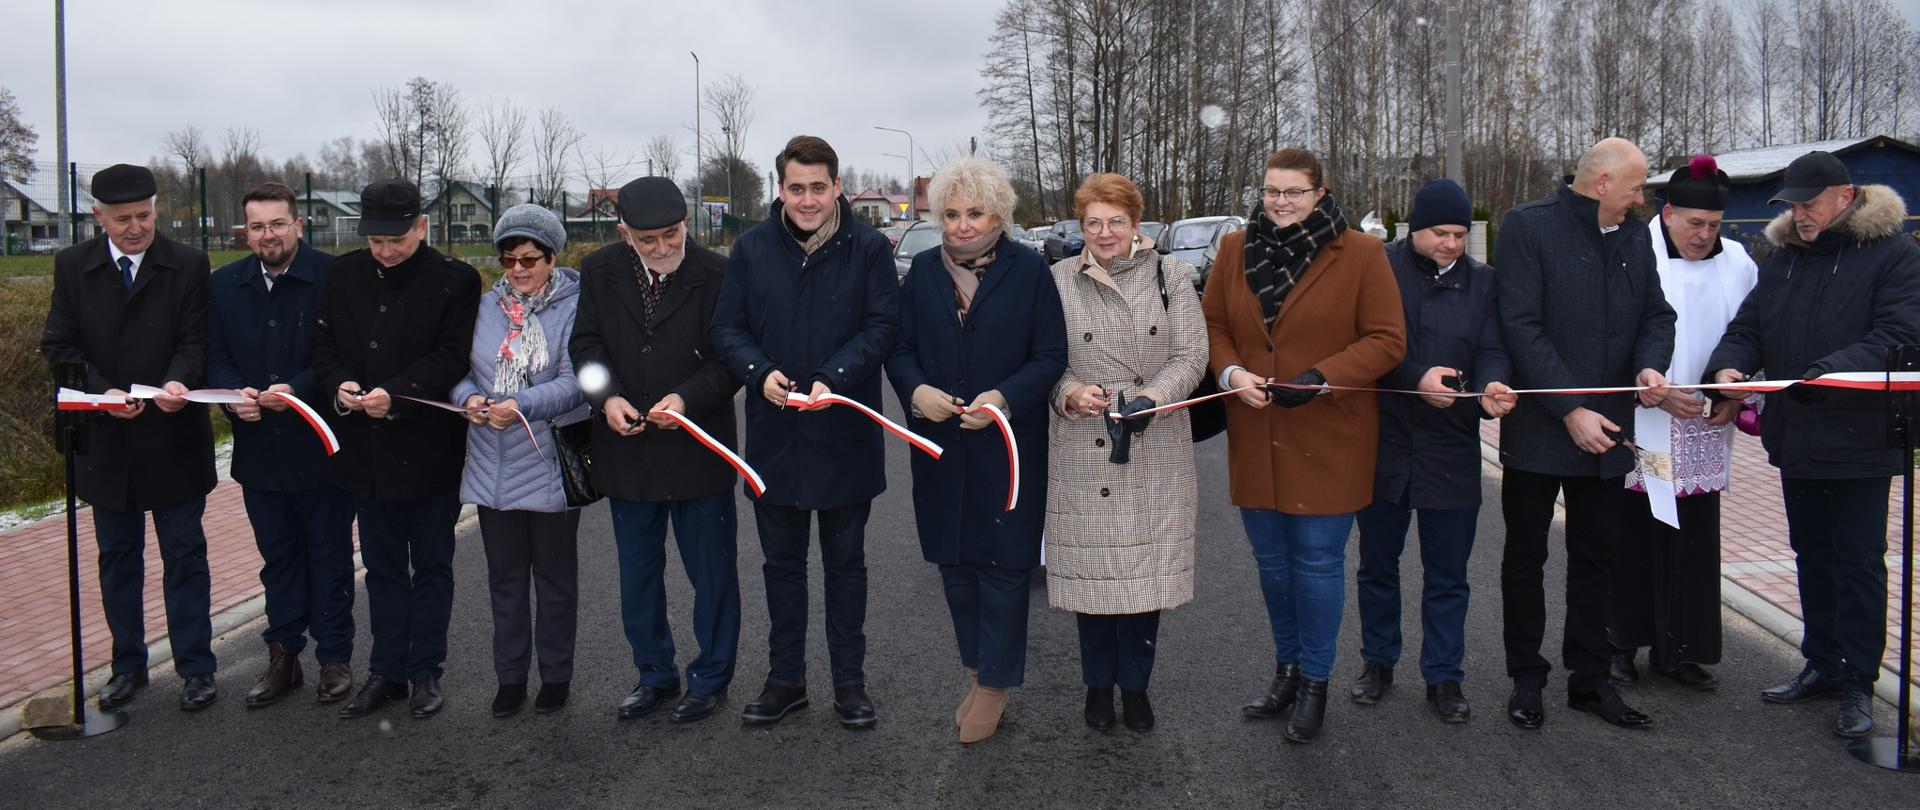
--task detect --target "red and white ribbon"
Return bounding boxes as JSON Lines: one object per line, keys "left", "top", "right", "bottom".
{"left": 653, "top": 409, "right": 767, "bottom": 498}
{"left": 257, "top": 391, "right": 341, "bottom": 456}
{"left": 787, "top": 391, "right": 944, "bottom": 459}
{"left": 128, "top": 383, "right": 251, "bottom": 405}
{"left": 56, "top": 387, "right": 133, "bottom": 412}
{"left": 397, "top": 394, "right": 541, "bottom": 456}
{"left": 960, "top": 403, "right": 1020, "bottom": 512}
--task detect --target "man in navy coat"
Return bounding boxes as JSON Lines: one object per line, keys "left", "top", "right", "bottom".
{"left": 712, "top": 135, "right": 899, "bottom": 729}
{"left": 207, "top": 182, "right": 356, "bottom": 708}
{"left": 40, "top": 163, "right": 219, "bottom": 711}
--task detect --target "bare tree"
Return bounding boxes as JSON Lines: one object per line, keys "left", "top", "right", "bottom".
{"left": 577, "top": 142, "right": 633, "bottom": 216}
{"left": 477, "top": 99, "right": 529, "bottom": 198}
{"left": 642, "top": 135, "right": 684, "bottom": 184}
{"left": 373, "top": 76, "right": 466, "bottom": 193}
{"left": 0, "top": 86, "right": 36, "bottom": 182}
{"left": 530, "top": 107, "right": 583, "bottom": 208}
{"left": 163, "top": 125, "right": 208, "bottom": 173}
{"left": 426, "top": 82, "right": 470, "bottom": 193}
{"left": 701, "top": 74, "right": 756, "bottom": 168}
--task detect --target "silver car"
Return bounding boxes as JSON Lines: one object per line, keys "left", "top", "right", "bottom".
{"left": 892, "top": 220, "right": 942, "bottom": 281}
{"left": 1166, "top": 215, "right": 1246, "bottom": 290}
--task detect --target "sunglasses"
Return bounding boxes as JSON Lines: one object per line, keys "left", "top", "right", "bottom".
{"left": 497, "top": 254, "right": 546, "bottom": 270}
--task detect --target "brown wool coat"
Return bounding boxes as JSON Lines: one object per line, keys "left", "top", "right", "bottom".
{"left": 1202, "top": 228, "right": 1407, "bottom": 515}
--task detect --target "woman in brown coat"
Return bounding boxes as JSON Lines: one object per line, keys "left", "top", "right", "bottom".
{"left": 1047, "top": 173, "right": 1207, "bottom": 734}
{"left": 1201, "top": 149, "right": 1406, "bottom": 743}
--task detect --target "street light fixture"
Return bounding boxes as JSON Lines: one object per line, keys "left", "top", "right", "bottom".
{"left": 874, "top": 125, "right": 914, "bottom": 193}
{"left": 692, "top": 51, "right": 702, "bottom": 243}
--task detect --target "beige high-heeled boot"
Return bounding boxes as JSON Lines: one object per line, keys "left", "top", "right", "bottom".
{"left": 959, "top": 686, "right": 1008, "bottom": 743}
{"left": 954, "top": 670, "right": 978, "bottom": 728}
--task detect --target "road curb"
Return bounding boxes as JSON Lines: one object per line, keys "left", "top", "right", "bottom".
{"left": 1, "top": 504, "right": 477, "bottom": 742}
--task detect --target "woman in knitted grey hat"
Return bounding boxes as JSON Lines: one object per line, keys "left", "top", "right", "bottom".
{"left": 452, "top": 202, "right": 591, "bottom": 717}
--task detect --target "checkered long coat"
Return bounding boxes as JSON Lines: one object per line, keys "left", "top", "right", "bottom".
{"left": 1044, "top": 251, "right": 1207, "bottom": 614}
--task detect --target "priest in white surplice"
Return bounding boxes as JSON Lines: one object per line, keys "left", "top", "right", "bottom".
{"left": 1607, "top": 155, "right": 1757, "bottom": 691}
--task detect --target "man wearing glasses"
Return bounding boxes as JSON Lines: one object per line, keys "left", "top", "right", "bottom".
{"left": 206, "top": 182, "right": 357, "bottom": 708}
{"left": 312, "top": 178, "right": 481, "bottom": 720}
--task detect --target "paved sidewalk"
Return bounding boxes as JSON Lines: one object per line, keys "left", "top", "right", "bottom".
{"left": 1481, "top": 421, "right": 1918, "bottom": 693}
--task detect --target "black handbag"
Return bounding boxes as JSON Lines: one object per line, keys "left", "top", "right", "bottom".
{"left": 551, "top": 418, "right": 602, "bottom": 507}
{"left": 1154, "top": 258, "right": 1228, "bottom": 443}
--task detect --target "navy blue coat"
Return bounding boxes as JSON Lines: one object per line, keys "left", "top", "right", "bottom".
{"left": 1372, "top": 239, "right": 1510, "bottom": 509}
{"left": 711, "top": 197, "right": 900, "bottom": 509}
{"left": 207, "top": 241, "right": 335, "bottom": 492}
{"left": 886, "top": 235, "right": 1067, "bottom": 568}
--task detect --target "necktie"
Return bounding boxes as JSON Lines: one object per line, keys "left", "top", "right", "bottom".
{"left": 117, "top": 256, "right": 134, "bottom": 294}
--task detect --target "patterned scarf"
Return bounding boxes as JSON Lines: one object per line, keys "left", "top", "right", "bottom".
{"left": 1243, "top": 193, "right": 1350, "bottom": 327}
{"left": 940, "top": 233, "right": 997, "bottom": 322}
{"left": 629, "top": 250, "right": 674, "bottom": 324}
{"left": 492, "top": 277, "right": 556, "bottom": 396}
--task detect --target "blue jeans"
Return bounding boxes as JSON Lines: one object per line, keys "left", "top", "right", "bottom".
{"left": 1355, "top": 498, "right": 1478, "bottom": 684}
{"left": 609, "top": 493, "right": 740, "bottom": 697}
{"left": 1241, "top": 508, "right": 1353, "bottom": 682}
{"left": 940, "top": 564, "right": 1032, "bottom": 688}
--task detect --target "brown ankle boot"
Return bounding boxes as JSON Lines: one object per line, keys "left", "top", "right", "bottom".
{"left": 954, "top": 670, "right": 978, "bottom": 728}
{"left": 244, "top": 642, "right": 303, "bottom": 708}
{"left": 316, "top": 663, "right": 353, "bottom": 703}
{"left": 959, "top": 686, "right": 1008, "bottom": 743}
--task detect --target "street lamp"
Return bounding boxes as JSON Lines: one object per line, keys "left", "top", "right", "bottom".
{"left": 721, "top": 125, "right": 735, "bottom": 232}
{"left": 874, "top": 125, "right": 914, "bottom": 192}
{"left": 691, "top": 51, "right": 702, "bottom": 243}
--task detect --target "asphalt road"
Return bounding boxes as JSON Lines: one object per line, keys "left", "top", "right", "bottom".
{"left": 1, "top": 395, "right": 1911, "bottom": 808}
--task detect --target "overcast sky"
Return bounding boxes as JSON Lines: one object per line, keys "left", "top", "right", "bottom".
{"left": 5, "top": 0, "right": 1920, "bottom": 193}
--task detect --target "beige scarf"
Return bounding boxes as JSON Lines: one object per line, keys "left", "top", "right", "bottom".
{"left": 796, "top": 201, "right": 842, "bottom": 256}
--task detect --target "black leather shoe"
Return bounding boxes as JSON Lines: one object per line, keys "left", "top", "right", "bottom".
{"left": 1120, "top": 689, "right": 1155, "bottom": 732}
{"left": 619, "top": 683, "right": 683, "bottom": 719}
{"left": 1085, "top": 686, "right": 1116, "bottom": 730}
{"left": 1350, "top": 662, "right": 1392, "bottom": 705}
{"left": 492, "top": 683, "right": 527, "bottom": 718}
{"left": 1835, "top": 689, "right": 1874, "bottom": 738}
{"left": 1284, "top": 679, "right": 1329, "bottom": 743}
{"left": 1507, "top": 684, "right": 1544, "bottom": 730}
{"left": 1427, "top": 681, "right": 1471, "bottom": 724}
{"left": 1658, "top": 663, "right": 1719, "bottom": 691}
{"left": 408, "top": 676, "right": 444, "bottom": 719}
{"left": 671, "top": 691, "right": 724, "bottom": 724}
{"left": 179, "top": 674, "right": 218, "bottom": 711}
{"left": 337, "top": 675, "right": 408, "bottom": 719}
{"left": 534, "top": 681, "right": 569, "bottom": 714}
{"left": 98, "top": 672, "right": 148, "bottom": 709}
{"left": 1608, "top": 651, "right": 1640, "bottom": 686}
{"left": 740, "top": 683, "right": 807, "bottom": 724}
{"left": 832, "top": 685, "right": 877, "bottom": 729}
{"left": 1569, "top": 685, "right": 1652, "bottom": 729}
{"left": 1761, "top": 665, "right": 1843, "bottom": 704}
{"left": 1243, "top": 662, "right": 1301, "bottom": 719}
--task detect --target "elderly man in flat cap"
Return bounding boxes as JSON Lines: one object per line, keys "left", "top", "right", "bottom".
{"left": 41, "top": 163, "right": 220, "bottom": 711}
{"left": 311, "top": 178, "right": 480, "bottom": 721}
{"left": 569, "top": 177, "right": 743, "bottom": 724}
{"left": 1605, "top": 155, "right": 1756, "bottom": 695}
{"left": 1709, "top": 151, "right": 1920, "bottom": 739}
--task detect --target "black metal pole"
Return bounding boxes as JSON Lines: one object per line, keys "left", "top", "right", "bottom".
{"left": 1848, "top": 345, "right": 1919, "bottom": 771}
{"left": 62, "top": 421, "right": 83, "bottom": 725}
{"left": 67, "top": 162, "right": 79, "bottom": 245}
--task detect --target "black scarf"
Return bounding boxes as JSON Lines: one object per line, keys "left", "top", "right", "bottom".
{"left": 1242, "top": 193, "right": 1349, "bottom": 327}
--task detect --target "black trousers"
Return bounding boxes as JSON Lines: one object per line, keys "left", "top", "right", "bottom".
{"left": 753, "top": 501, "right": 870, "bottom": 688}
{"left": 357, "top": 492, "right": 460, "bottom": 682}
{"left": 939, "top": 564, "right": 1032, "bottom": 689}
{"left": 93, "top": 498, "right": 215, "bottom": 677}
{"left": 1782, "top": 476, "right": 1890, "bottom": 690}
{"left": 1501, "top": 468, "right": 1623, "bottom": 693}
{"left": 242, "top": 486, "right": 356, "bottom": 664}
{"left": 477, "top": 507, "right": 581, "bottom": 685}
{"left": 1075, "top": 611, "right": 1160, "bottom": 691}
{"left": 1609, "top": 491, "right": 1723, "bottom": 670}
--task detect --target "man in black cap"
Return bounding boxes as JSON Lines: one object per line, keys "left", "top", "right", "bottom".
{"left": 569, "top": 177, "right": 743, "bottom": 723}
{"left": 311, "top": 178, "right": 480, "bottom": 720}
{"left": 1605, "top": 155, "right": 1757, "bottom": 694}
{"left": 1708, "top": 150, "right": 1920, "bottom": 738}
{"left": 40, "top": 163, "right": 220, "bottom": 711}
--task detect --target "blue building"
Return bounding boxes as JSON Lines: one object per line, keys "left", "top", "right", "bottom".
{"left": 1647, "top": 135, "right": 1920, "bottom": 244}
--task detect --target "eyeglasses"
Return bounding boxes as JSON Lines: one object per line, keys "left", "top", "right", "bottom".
{"left": 1261, "top": 187, "right": 1320, "bottom": 202}
{"left": 497, "top": 254, "right": 546, "bottom": 269}
{"left": 245, "top": 220, "right": 294, "bottom": 236}
{"left": 1081, "top": 217, "right": 1133, "bottom": 234}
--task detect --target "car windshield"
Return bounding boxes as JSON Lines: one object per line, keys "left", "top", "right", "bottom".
{"left": 896, "top": 224, "right": 942, "bottom": 257}
{"left": 1140, "top": 222, "right": 1168, "bottom": 243}
{"left": 1055, "top": 220, "right": 1081, "bottom": 235}
{"left": 1171, "top": 221, "right": 1219, "bottom": 250}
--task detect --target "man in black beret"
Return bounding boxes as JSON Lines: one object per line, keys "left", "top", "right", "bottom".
{"left": 40, "top": 163, "right": 221, "bottom": 711}
{"left": 312, "top": 178, "right": 480, "bottom": 720}
{"left": 569, "top": 176, "right": 744, "bottom": 723}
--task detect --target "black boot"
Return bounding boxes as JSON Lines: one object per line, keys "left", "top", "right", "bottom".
{"left": 1120, "top": 689, "right": 1155, "bottom": 732}
{"left": 1350, "top": 662, "right": 1392, "bottom": 705}
{"left": 1284, "top": 679, "right": 1330, "bottom": 743}
{"left": 1084, "top": 686, "right": 1116, "bottom": 730}
{"left": 1242, "top": 662, "right": 1302, "bottom": 719}
{"left": 1608, "top": 651, "right": 1640, "bottom": 686}
{"left": 492, "top": 683, "right": 527, "bottom": 718}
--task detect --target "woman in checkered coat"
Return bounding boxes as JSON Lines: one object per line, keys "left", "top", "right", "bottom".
{"left": 1045, "top": 173, "right": 1208, "bottom": 734}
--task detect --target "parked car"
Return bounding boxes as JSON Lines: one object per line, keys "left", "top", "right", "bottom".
{"left": 893, "top": 220, "right": 942, "bottom": 281}
{"left": 29, "top": 238, "right": 62, "bottom": 254}
{"left": 1167, "top": 215, "right": 1245, "bottom": 290}
{"left": 881, "top": 225, "right": 906, "bottom": 248}
{"left": 1023, "top": 225, "right": 1051, "bottom": 251}
{"left": 1004, "top": 223, "right": 1027, "bottom": 244}
{"left": 1043, "top": 218, "right": 1084, "bottom": 263}
{"left": 1139, "top": 221, "right": 1171, "bottom": 253}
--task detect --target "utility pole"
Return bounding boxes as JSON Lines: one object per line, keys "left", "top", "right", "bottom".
{"left": 691, "top": 51, "right": 702, "bottom": 245}
{"left": 1444, "top": 0, "right": 1464, "bottom": 185}
{"left": 722, "top": 124, "right": 734, "bottom": 237}
{"left": 54, "top": 0, "right": 71, "bottom": 243}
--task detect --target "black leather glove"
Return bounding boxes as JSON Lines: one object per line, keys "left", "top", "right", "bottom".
{"left": 1266, "top": 369, "right": 1326, "bottom": 409}
{"left": 1787, "top": 366, "right": 1829, "bottom": 404}
{"left": 1119, "top": 395, "right": 1157, "bottom": 435}
{"left": 1106, "top": 390, "right": 1135, "bottom": 464}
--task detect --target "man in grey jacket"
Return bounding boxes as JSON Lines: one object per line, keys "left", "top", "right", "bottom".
{"left": 1493, "top": 138, "right": 1676, "bottom": 732}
